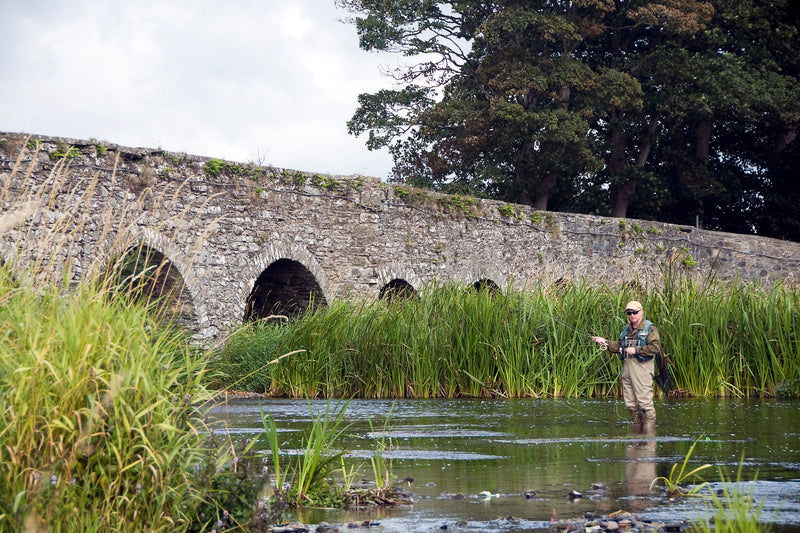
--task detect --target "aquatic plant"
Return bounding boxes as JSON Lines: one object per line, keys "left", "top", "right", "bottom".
{"left": 216, "top": 281, "right": 621, "bottom": 399}
{"left": 650, "top": 437, "right": 712, "bottom": 496}
{"left": 367, "top": 404, "right": 396, "bottom": 489}
{"left": 260, "top": 399, "right": 350, "bottom": 507}
{"left": 211, "top": 271, "right": 800, "bottom": 399}
{"left": 0, "top": 261, "right": 221, "bottom": 531}
{"left": 689, "top": 460, "right": 771, "bottom": 533}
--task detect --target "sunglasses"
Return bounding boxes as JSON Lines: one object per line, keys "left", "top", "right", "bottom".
{"left": 626, "top": 310, "right": 640, "bottom": 315}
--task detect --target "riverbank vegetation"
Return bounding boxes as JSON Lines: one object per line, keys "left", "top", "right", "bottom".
{"left": 1, "top": 152, "right": 793, "bottom": 531}
{"left": 0, "top": 263, "right": 230, "bottom": 531}
{"left": 0, "top": 156, "right": 277, "bottom": 530}
{"left": 211, "top": 274, "right": 799, "bottom": 400}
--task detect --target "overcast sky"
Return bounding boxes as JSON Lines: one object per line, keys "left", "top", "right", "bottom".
{"left": 0, "top": 1, "right": 400, "bottom": 178}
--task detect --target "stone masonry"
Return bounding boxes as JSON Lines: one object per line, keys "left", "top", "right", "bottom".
{"left": 1, "top": 132, "right": 798, "bottom": 342}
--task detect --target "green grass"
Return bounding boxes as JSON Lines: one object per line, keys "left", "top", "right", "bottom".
{"left": 650, "top": 437, "right": 712, "bottom": 496}
{"left": 260, "top": 399, "right": 351, "bottom": 508}
{"left": 0, "top": 264, "right": 222, "bottom": 531}
{"left": 211, "top": 276, "right": 800, "bottom": 399}
{"left": 688, "top": 458, "right": 772, "bottom": 533}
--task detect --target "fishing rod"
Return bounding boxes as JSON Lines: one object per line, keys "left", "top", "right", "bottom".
{"left": 522, "top": 300, "right": 611, "bottom": 350}
{"left": 526, "top": 299, "right": 677, "bottom": 393}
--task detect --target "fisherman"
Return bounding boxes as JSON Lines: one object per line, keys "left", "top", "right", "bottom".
{"left": 592, "top": 301, "right": 661, "bottom": 434}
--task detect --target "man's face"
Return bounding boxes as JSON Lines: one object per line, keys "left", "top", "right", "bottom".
{"left": 626, "top": 308, "right": 643, "bottom": 328}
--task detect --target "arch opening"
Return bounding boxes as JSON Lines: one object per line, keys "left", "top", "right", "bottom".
{"left": 378, "top": 278, "right": 416, "bottom": 302}
{"left": 103, "top": 242, "right": 195, "bottom": 326}
{"left": 470, "top": 278, "right": 501, "bottom": 295}
{"left": 244, "top": 258, "right": 327, "bottom": 322}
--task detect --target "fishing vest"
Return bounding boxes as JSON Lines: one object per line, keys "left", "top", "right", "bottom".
{"left": 619, "top": 320, "right": 654, "bottom": 362}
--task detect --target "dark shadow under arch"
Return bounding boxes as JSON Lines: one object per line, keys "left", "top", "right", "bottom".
{"left": 470, "top": 278, "right": 501, "bottom": 295}
{"left": 104, "top": 243, "right": 196, "bottom": 326}
{"left": 378, "top": 278, "right": 416, "bottom": 302}
{"left": 244, "top": 258, "right": 327, "bottom": 321}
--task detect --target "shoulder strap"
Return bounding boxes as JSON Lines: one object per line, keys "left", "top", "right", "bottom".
{"left": 619, "top": 324, "right": 630, "bottom": 343}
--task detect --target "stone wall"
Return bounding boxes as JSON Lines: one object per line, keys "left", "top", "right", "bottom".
{"left": 2, "top": 131, "right": 798, "bottom": 341}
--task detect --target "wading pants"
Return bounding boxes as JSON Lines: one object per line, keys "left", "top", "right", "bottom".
{"left": 621, "top": 356, "right": 656, "bottom": 431}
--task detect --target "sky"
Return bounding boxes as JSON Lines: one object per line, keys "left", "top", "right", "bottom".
{"left": 0, "top": 1, "right": 400, "bottom": 179}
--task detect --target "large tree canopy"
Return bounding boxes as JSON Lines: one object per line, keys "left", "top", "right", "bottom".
{"left": 338, "top": 0, "right": 800, "bottom": 240}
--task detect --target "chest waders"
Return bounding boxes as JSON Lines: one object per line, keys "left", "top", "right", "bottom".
{"left": 619, "top": 321, "right": 657, "bottom": 434}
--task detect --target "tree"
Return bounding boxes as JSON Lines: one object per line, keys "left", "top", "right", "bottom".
{"left": 339, "top": 0, "right": 610, "bottom": 208}
{"left": 646, "top": 0, "right": 800, "bottom": 234}
{"left": 338, "top": 0, "right": 800, "bottom": 235}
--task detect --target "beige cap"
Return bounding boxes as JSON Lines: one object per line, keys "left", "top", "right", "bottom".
{"left": 625, "top": 300, "right": 643, "bottom": 312}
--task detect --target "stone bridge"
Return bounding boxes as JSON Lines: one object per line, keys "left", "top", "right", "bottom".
{"left": 1, "top": 132, "right": 798, "bottom": 343}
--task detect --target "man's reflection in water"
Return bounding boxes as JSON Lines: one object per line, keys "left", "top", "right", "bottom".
{"left": 625, "top": 427, "right": 656, "bottom": 512}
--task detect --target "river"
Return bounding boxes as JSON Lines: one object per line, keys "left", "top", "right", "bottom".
{"left": 208, "top": 398, "right": 800, "bottom": 532}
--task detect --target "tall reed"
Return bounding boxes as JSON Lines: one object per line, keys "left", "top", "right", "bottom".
{"left": 260, "top": 400, "right": 350, "bottom": 507}
{"left": 214, "top": 276, "right": 799, "bottom": 399}
{"left": 0, "top": 139, "right": 256, "bottom": 531}
{"left": 0, "top": 262, "right": 218, "bottom": 531}
{"left": 215, "top": 282, "right": 623, "bottom": 398}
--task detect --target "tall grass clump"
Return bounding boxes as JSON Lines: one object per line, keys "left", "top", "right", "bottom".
{"left": 0, "top": 262, "right": 218, "bottom": 531}
{"left": 0, "top": 139, "right": 271, "bottom": 531}
{"left": 689, "top": 467, "right": 771, "bottom": 533}
{"left": 650, "top": 256, "right": 800, "bottom": 398}
{"left": 261, "top": 400, "right": 350, "bottom": 508}
{"left": 213, "top": 281, "right": 624, "bottom": 398}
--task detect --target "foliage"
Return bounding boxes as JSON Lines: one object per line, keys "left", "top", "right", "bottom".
{"left": 209, "top": 321, "right": 289, "bottom": 393}
{"left": 689, "top": 462, "right": 771, "bottom": 533}
{"left": 205, "top": 158, "right": 225, "bottom": 178}
{"left": 337, "top": 0, "right": 800, "bottom": 240}
{"left": 214, "top": 275, "right": 800, "bottom": 399}
{"left": 650, "top": 437, "right": 712, "bottom": 496}
{"left": 50, "top": 142, "right": 81, "bottom": 161}
{"left": 367, "top": 405, "right": 396, "bottom": 489}
{"left": 204, "top": 158, "right": 266, "bottom": 180}
{"left": 191, "top": 435, "right": 279, "bottom": 531}
{"left": 0, "top": 263, "right": 224, "bottom": 531}
{"left": 219, "top": 282, "right": 620, "bottom": 399}
{"left": 259, "top": 400, "right": 351, "bottom": 508}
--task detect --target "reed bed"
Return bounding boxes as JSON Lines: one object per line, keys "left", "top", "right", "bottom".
{"left": 0, "top": 140, "right": 270, "bottom": 531}
{"left": 214, "top": 277, "right": 799, "bottom": 400}
{"left": 0, "top": 263, "right": 220, "bottom": 531}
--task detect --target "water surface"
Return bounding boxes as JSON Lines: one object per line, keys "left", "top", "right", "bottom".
{"left": 208, "top": 398, "right": 800, "bottom": 532}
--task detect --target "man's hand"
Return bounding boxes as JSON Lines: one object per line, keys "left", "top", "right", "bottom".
{"left": 592, "top": 336, "right": 607, "bottom": 348}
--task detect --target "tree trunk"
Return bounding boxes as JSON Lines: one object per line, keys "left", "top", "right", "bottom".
{"left": 532, "top": 171, "right": 557, "bottom": 210}
{"left": 775, "top": 124, "right": 797, "bottom": 152}
{"left": 610, "top": 180, "right": 636, "bottom": 218}
{"left": 694, "top": 116, "right": 712, "bottom": 228}
{"left": 608, "top": 123, "right": 630, "bottom": 218}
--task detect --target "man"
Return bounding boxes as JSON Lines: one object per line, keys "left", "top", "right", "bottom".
{"left": 592, "top": 301, "right": 661, "bottom": 433}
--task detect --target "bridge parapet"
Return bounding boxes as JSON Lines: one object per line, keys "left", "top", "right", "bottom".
{"left": 2, "top": 131, "right": 798, "bottom": 342}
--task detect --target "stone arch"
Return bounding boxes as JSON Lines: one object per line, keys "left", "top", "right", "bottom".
{"left": 91, "top": 227, "right": 206, "bottom": 334}
{"left": 243, "top": 244, "right": 330, "bottom": 322}
{"left": 445, "top": 264, "right": 509, "bottom": 292}
{"left": 470, "top": 278, "right": 502, "bottom": 295}
{"left": 376, "top": 265, "right": 424, "bottom": 295}
{"left": 378, "top": 278, "right": 417, "bottom": 302}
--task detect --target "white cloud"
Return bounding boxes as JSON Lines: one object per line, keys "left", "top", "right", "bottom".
{"left": 0, "top": 0, "right": 398, "bottom": 178}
